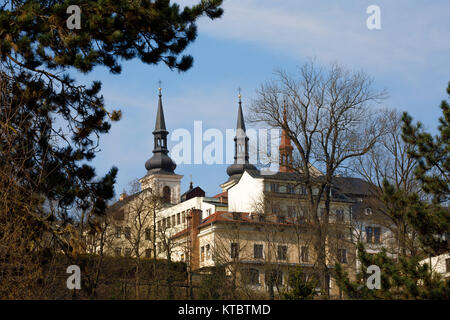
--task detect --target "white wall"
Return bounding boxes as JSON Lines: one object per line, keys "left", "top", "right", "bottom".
{"left": 228, "top": 171, "right": 265, "bottom": 212}
{"left": 420, "top": 253, "right": 450, "bottom": 278}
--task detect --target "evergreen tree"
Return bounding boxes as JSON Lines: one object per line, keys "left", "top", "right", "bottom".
{"left": 335, "top": 82, "right": 450, "bottom": 299}
{"left": 0, "top": 0, "right": 222, "bottom": 297}
{"left": 282, "top": 267, "right": 317, "bottom": 300}
{"left": 335, "top": 243, "right": 450, "bottom": 300}
{"left": 401, "top": 82, "right": 450, "bottom": 254}
{"left": 0, "top": 0, "right": 223, "bottom": 219}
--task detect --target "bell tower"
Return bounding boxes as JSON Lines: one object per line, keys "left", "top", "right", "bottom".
{"left": 140, "top": 88, "right": 182, "bottom": 204}
{"left": 279, "top": 103, "right": 294, "bottom": 173}
{"left": 222, "top": 93, "right": 256, "bottom": 189}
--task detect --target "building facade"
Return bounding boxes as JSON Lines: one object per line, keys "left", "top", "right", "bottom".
{"left": 104, "top": 90, "right": 380, "bottom": 298}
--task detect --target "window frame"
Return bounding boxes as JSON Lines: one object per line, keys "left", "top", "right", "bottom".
{"left": 254, "top": 244, "right": 264, "bottom": 259}
{"left": 277, "top": 245, "right": 288, "bottom": 261}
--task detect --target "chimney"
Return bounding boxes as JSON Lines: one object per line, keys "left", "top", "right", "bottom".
{"left": 187, "top": 208, "right": 202, "bottom": 270}
{"left": 119, "top": 192, "right": 127, "bottom": 201}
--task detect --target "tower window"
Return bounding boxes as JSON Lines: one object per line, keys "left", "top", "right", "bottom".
{"left": 230, "top": 243, "right": 239, "bottom": 259}
{"left": 287, "top": 185, "right": 295, "bottom": 194}
{"left": 163, "top": 186, "right": 171, "bottom": 203}
{"left": 338, "top": 249, "right": 347, "bottom": 264}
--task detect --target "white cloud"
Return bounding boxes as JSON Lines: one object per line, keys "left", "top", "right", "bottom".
{"left": 195, "top": 0, "right": 450, "bottom": 76}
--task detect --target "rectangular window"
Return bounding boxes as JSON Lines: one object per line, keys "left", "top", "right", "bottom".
{"left": 374, "top": 227, "right": 381, "bottom": 244}
{"left": 206, "top": 208, "right": 212, "bottom": 216}
{"left": 270, "top": 183, "right": 279, "bottom": 192}
{"left": 266, "top": 269, "right": 283, "bottom": 286}
{"left": 288, "top": 206, "right": 297, "bottom": 218}
{"left": 243, "top": 268, "right": 260, "bottom": 285}
{"left": 446, "top": 258, "right": 450, "bottom": 273}
{"left": 124, "top": 227, "right": 131, "bottom": 239}
{"left": 115, "top": 247, "right": 121, "bottom": 256}
{"left": 145, "top": 248, "right": 151, "bottom": 258}
{"left": 301, "top": 246, "right": 309, "bottom": 263}
{"left": 338, "top": 249, "right": 347, "bottom": 264}
{"left": 201, "top": 246, "right": 205, "bottom": 262}
{"left": 167, "top": 217, "right": 171, "bottom": 228}
{"left": 157, "top": 242, "right": 162, "bottom": 253}
{"left": 277, "top": 245, "right": 287, "bottom": 260}
{"left": 336, "top": 209, "right": 344, "bottom": 222}
{"left": 182, "top": 212, "right": 186, "bottom": 224}
{"left": 206, "top": 244, "right": 210, "bottom": 260}
{"left": 287, "top": 185, "right": 295, "bottom": 194}
{"left": 177, "top": 212, "right": 181, "bottom": 225}
{"left": 231, "top": 243, "right": 239, "bottom": 259}
{"left": 145, "top": 228, "right": 151, "bottom": 240}
{"left": 272, "top": 205, "right": 280, "bottom": 214}
{"left": 172, "top": 215, "right": 176, "bottom": 226}
{"left": 115, "top": 227, "right": 122, "bottom": 238}
{"left": 366, "top": 226, "right": 373, "bottom": 243}
{"left": 157, "top": 220, "right": 161, "bottom": 231}
{"left": 254, "top": 244, "right": 263, "bottom": 259}
{"left": 125, "top": 248, "right": 131, "bottom": 256}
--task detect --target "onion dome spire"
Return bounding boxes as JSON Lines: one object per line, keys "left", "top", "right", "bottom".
{"left": 145, "top": 87, "right": 177, "bottom": 174}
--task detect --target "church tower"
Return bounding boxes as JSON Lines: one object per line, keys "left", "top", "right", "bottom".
{"left": 222, "top": 93, "right": 256, "bottom": 190}
{"left": 140, "top": 88, "right": 182, "bottom": 204}
{"left": 279, "top": 103, "right": 294, "bottom": 173}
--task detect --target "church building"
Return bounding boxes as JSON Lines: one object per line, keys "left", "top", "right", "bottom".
{"left": 105, "top": 89, "right": 381, "bottom": 298}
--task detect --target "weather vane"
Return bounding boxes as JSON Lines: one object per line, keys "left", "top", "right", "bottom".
{"left": 238, "top": 86, "right": 242, "bottom": 100}
{"left": 158, "top": 80, "right": 162, "bottom": 94}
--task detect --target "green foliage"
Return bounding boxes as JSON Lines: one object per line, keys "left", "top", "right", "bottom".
{"left": 402, "top": 82, "right": 449, "bottom": 203}
{"left": 0, "top": 0, "right": 223, "bottom": 219}
{"left": 401, "top": 82, "right": 450, "bottom": 255}
{"left": 1, "top": 0, "right": 223, "bottom": 72}
{"left": 0, "top": 1, "right": 222, "bottom": 297}
{"left": 335, "top": 244, "right": 450, "bottom": 300}
{"left": 336, "top": 82, "right": 450, "bottom": 300}
{"left": 197, "top": 266, "right": 232, "bottom": 300}
{"left": 282, "top": 267, "right": 317, "bottom": 300}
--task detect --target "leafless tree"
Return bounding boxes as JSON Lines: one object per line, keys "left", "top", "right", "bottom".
{"left": 350, "top": 109, "right": 421, "bottom": 258}
{"left": 249, "top": 60, "right": 387, "bottom": 298}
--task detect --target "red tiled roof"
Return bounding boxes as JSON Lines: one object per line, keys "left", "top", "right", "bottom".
{"left": 171, "top": 211, "right": 311, "bottom": 239}
{"left": 213, "top": 191, "right": 228, "bottom": 198}
{"left": 171, "top": 228, "right": 188, "bottom": 239}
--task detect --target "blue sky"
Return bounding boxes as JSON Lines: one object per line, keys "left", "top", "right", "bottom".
{"left": 77, "top": 0, "right": 450, "bottom": 198}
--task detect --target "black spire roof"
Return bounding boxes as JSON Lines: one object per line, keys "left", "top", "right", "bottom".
{"left": 154, "top": 91, "right": 166, "bottom": 132}
{"left": 236, "top": 98, "right": 246, "bottom": 131}
{"left": 226, "top": 94, "right": 256, "bottom": 180}
{"left": 145, "top": 89, "right": 177, "bottom": 174}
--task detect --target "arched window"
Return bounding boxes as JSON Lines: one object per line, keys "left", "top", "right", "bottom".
{"left": 163, "top": 186, "right": 171, "bottom": 204}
